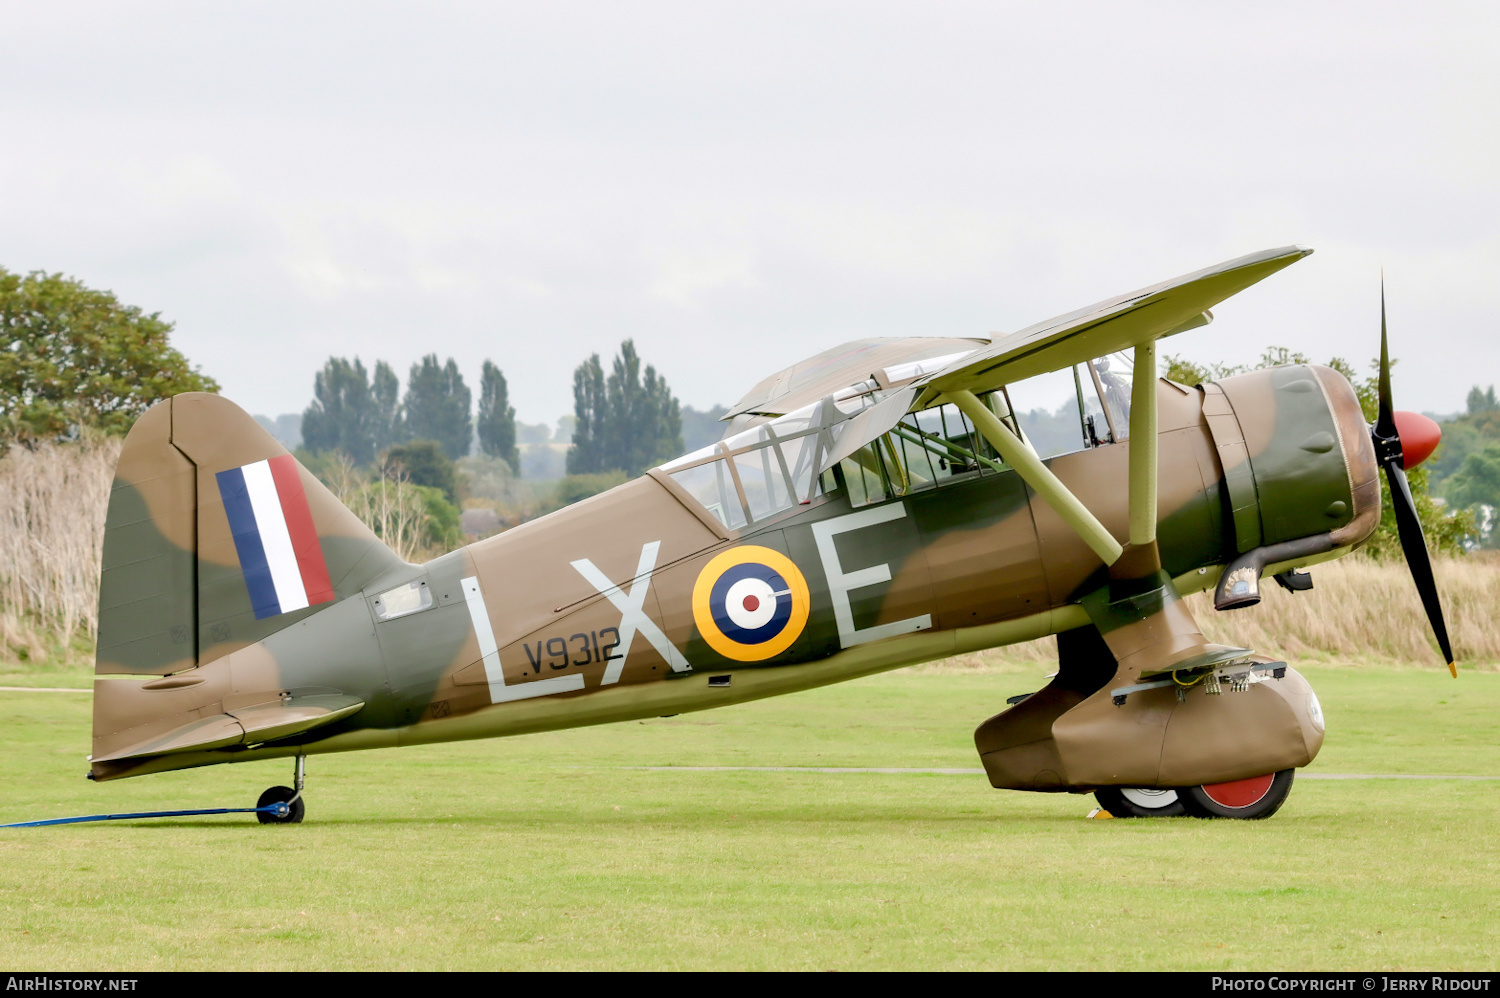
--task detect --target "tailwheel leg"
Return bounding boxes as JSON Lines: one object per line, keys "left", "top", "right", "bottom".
{"left": 1182, "top": 769, "right": 1295, "bottom": 819}
{"left": 256, "top": 754, "right": 307, "bottom": 825}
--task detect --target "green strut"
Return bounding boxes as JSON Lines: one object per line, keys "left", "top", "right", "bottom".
{"left": 1129, "top": 340, "right": 1158, "bottom": 549}
{"left": 949, "top": 389, "right": 1124, "bottom": 566}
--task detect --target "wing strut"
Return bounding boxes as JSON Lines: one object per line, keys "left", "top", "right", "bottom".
{"left": 949, "top": 341, "right": 1160, "bottom": 573}
{"left": 949, "top": 391, "right": 1124, "bottom": 566}
{"left": 1128, "top": 341, "right": 1158, "bottom": 551}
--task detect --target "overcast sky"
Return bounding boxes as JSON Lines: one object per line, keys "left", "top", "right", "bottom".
{"left": 2, "top": 2, "right": 1496, "bottom": 426}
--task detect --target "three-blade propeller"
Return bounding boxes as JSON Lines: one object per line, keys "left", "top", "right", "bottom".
{"left": 1369, "top": 278, "right": 1458, "bottom": 677}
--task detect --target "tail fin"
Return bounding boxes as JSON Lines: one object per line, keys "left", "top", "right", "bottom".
{"left": 96, "top": 392, "right": 406, "bottom": 676}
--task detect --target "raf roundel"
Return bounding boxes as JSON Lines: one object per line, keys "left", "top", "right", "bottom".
{"left": 692, "top": 546, "right": 811, "bottom": 662}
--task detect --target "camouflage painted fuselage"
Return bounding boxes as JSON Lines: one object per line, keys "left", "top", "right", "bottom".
{"left": 90, "top": 363, "right": 1377, "bottom": 792}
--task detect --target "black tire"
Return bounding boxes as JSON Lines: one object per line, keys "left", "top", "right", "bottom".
{"left": 1182, "top": 769, "right": 1294, "bottom": 820}
{"left": 256, "top": 785, "right": 306, "bottom": 825}
{"left": 1093, "top": 786, "right": 1188, "bottom": 818}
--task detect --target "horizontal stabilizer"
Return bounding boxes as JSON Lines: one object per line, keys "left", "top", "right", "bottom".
{"left": 92, "top": 714, "right": 247, "bottom": 762}
{"left": 92, "top": 694, "right": 364, "bottom": 763}
{"left": 230, "top": 694, "right": 365, "bottom": 744}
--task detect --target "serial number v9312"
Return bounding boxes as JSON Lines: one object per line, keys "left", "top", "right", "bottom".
{"left": 523, "top": 628, "right": 622, "bottom": 673}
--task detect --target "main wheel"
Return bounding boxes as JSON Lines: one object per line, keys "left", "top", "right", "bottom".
{"left": 256, "top": 785, "right": 306, "bottom": 824}
{"left": 1094, "top": 786, "right": 1188, "bottom": 818}
{"left": 1182, "top": 769, "right": 1294, "bottom": 819}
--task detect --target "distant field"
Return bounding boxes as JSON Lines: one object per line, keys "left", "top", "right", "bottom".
{"left": 0, "top": 665, "right": 1495, "bottom": 971}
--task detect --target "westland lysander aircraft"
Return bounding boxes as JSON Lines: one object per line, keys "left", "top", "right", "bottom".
{"left": 89, "top": 246, "right": 1454, "bottom": 823}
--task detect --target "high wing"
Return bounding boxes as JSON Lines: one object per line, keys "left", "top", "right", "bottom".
{"left": 724, "top": 247, "right": 1310, "bottom": 430}
{"left": 724, "top": 335, "right": 990, "bottom": 420}
{"left": 752, "top": 246, "right": 1313, "bottom": 572}
{"left": 915, "top": 246, "right": 1312, "bottom": 406}
{"left": 711, "top": 247, "right": 1316, "bottom": 506}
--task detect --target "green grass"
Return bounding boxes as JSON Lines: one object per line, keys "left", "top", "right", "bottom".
{"left": 0, "top": 658, "right": 93, "bottom": 689}
{"left": 0, "top": 665, "right": 1496, "bottom": 970}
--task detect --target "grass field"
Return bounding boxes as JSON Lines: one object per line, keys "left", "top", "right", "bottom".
{"left": 0, "top": 663, "right": 1496, "bottom": 971}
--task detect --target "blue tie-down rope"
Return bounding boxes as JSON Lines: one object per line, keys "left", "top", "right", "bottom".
{"left": 0, "top": 802, "right": 288, "bottom": 828}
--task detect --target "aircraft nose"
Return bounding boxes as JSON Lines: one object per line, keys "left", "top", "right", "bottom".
{"left": 1392, "top": 410, "right": 1441, "bottom": 469}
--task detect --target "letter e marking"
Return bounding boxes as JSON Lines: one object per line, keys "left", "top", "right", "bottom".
{"left": 810, "top": 503, "right": 932, "bottom": 649}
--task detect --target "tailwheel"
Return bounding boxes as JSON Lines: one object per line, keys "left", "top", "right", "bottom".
{"left": 257, "top": 755, "right": 308, "bottom": 825}
{"left": 1182, "top": 769, "right": 1294, "bottom": 819}
{"left": 1093, "top": 786, "right": 1188, "bottom": 818}
{"left": 256, "top": 785, "right": 305, "bottom": 824}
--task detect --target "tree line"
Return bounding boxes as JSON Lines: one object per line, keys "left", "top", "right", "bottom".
{"left": 1426, "top": 384, "right": 1500, "bottom": 548}
{"left": 301, "top": 355, "right": 517, "bottom": 471}
{"left": 566, "top": 340, "right": 683, "bottom": 477}
{"left": 8, "top": 263, "right": 1499, "bottom": 553}
{"left": 0, "top": 263, "right": 701, "bottom": 489}
{"left": 301, "top": 339, "right": 687, "bottom": 480}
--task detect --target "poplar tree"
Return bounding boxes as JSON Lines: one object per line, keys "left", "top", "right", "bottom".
{"left": 566, "top": 353, "right": 607, "bottom": 475}
{"left": 566, "top": 340, "right": 683, "bottom": 476}
{"left": 404, "top": 355, "right": 472, "bottom": 460}
{"left": 1466, "top": 385, "right": 1498, "bottom": 416}
{"left": 477, "top": 360, "right": 519, "bottom": 474}
{"left": 371, "top": 360, "right": 404, "bottom": 453}
{"left": 301, "top": 357, "right": 376, "bottom": 465}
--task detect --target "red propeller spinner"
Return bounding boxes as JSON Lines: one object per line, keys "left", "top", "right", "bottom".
{"left": 1391, "top": 410, "right": 1441, "bottom": 469}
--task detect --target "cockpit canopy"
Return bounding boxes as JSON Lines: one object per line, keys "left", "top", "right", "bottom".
{"left": 658, "top": 353, "right": 1138, "bottom": 530}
